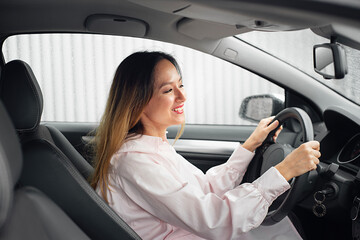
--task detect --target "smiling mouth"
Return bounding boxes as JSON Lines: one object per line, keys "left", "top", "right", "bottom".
{"left": 172, "top": 105, "right": 184, "bottom": 114}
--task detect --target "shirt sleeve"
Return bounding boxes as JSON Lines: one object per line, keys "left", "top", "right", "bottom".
{"left": 116, "top": 152, "right": 290, "bottom": 240}
{"left": 193, "top": 144, "right": 256, "bottom": 197}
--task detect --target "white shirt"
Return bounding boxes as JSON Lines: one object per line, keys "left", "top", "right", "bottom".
{"left": 102, "top": 134, "right": 301, "bottom": 239}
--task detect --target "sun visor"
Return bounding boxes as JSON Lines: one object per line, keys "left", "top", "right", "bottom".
{"left": 85, "top": 14, "right": 148, "bottom": 37}
{"left": 177, "top": 18, "right": 251, "bottom": 40}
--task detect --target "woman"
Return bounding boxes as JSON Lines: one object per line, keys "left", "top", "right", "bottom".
{"left": 91, "top": 51, "right": 320, "bottom": 239}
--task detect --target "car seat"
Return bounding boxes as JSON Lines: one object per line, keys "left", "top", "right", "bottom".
{"left": 0, "top": 101, "right": 91, "bottom": 240}
{"left": 0, "top": 60, "right": 93, "bottom": 179}
{"left": 0, "top": 60, "right": 141, "bottom": 240}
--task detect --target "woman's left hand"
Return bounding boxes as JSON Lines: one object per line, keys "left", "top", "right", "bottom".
{"left": 242, "top": 116, "right": 282, "bottom": 152}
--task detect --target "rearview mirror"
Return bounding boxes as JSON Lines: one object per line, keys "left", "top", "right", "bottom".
{"left": 313, "top": 43, "right": 347, "bottom": 79}
{"left": 239, "top": 94, "right": 284, "bottom": 123}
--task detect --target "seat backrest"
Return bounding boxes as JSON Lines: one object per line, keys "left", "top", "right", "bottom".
{"left": 0, "top": 60, "right": 141, "bottom": 240}
{"left": 0, "top": 59, "right": 93, "bottom": 179}
{"left": 0, "top": 101, "right": 91, "bottom": 240}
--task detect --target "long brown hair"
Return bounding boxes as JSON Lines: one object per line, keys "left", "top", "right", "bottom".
{"left": 90, "top": 51, "right": 183, "bottom": 203}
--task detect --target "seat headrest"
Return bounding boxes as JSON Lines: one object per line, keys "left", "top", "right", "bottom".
{"left": 0, "top": 101, "right": 23, "bottom": 229}
{"left": 0, "top": 60, "right": 43, "bottom": 133}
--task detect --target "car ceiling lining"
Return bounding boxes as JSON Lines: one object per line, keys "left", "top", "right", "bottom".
{"left": 129, "top": 0, "right": 338, "bottom": 31}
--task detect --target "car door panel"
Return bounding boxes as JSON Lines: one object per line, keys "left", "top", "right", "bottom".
{"left": 44, "top": 122, "right": 256, "bottom": 170}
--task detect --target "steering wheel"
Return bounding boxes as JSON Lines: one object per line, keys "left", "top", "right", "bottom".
{"left": 243, "top": 107, "right": 314, "bottom": 225}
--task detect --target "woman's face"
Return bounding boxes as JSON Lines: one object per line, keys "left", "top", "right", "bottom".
{"left": 141, "top": 59, "right": 186, "bottom": 135}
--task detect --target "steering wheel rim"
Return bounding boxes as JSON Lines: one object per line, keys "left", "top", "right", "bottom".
{"left": 243, "top": 107, "right": 314, "bottom": 225}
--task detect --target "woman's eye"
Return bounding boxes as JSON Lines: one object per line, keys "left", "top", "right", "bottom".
{"left": 179, "top": 84, "right": 184, "bottom": 88}
{"left": 164, "top": 89, "right": 172, "bottom": 93}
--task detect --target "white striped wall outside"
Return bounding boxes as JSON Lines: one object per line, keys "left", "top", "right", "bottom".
{"left": 3, "top": 34, "right": 284, "bottom": 125}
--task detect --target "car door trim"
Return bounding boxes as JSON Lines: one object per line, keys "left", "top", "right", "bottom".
{"left": 169, "top": 139, "right": 239, "bottom": 155}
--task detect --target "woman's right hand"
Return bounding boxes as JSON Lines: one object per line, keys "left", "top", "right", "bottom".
{"left": 275, "top": 141, "right": 321, "bottom": 181}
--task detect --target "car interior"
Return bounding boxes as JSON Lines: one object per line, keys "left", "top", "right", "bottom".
{"left": 0, "top": 0, "right": 360, "bottom": 240}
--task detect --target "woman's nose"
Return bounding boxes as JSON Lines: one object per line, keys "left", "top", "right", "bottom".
{"left": 176, "top": 88, "right": 186, "bottom": 102}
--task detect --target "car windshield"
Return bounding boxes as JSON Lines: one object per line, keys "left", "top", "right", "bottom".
{"left": 237, "top": 29, "right": 360, "bottom": 105}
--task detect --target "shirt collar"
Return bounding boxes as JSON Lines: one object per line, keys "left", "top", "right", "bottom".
{"left": 117, "top": 134, "right": 171, "bottom": 154}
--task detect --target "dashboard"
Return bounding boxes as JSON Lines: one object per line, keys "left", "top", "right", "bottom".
{"left": 294, "top": 106, "right": 360, "bottom": 239}
{"left": 338, "top": 133, "right": 360, "bottom": 165}
{"left": 320, "top": 107, "right": 360, "bottom": 174}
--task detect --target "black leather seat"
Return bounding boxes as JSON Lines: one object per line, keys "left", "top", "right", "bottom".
{"left": 0, "top": 60, "right": 141, "bottom": 240}
{"left": 0, "top": 101, "right": 90, "bottom": 240}
{"left": 0, "top": 59, "right": 93, "bottom": 179}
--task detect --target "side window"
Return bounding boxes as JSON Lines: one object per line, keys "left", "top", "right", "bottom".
{"left": 2, "top": 34, "right": 284, "bottom": 125}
